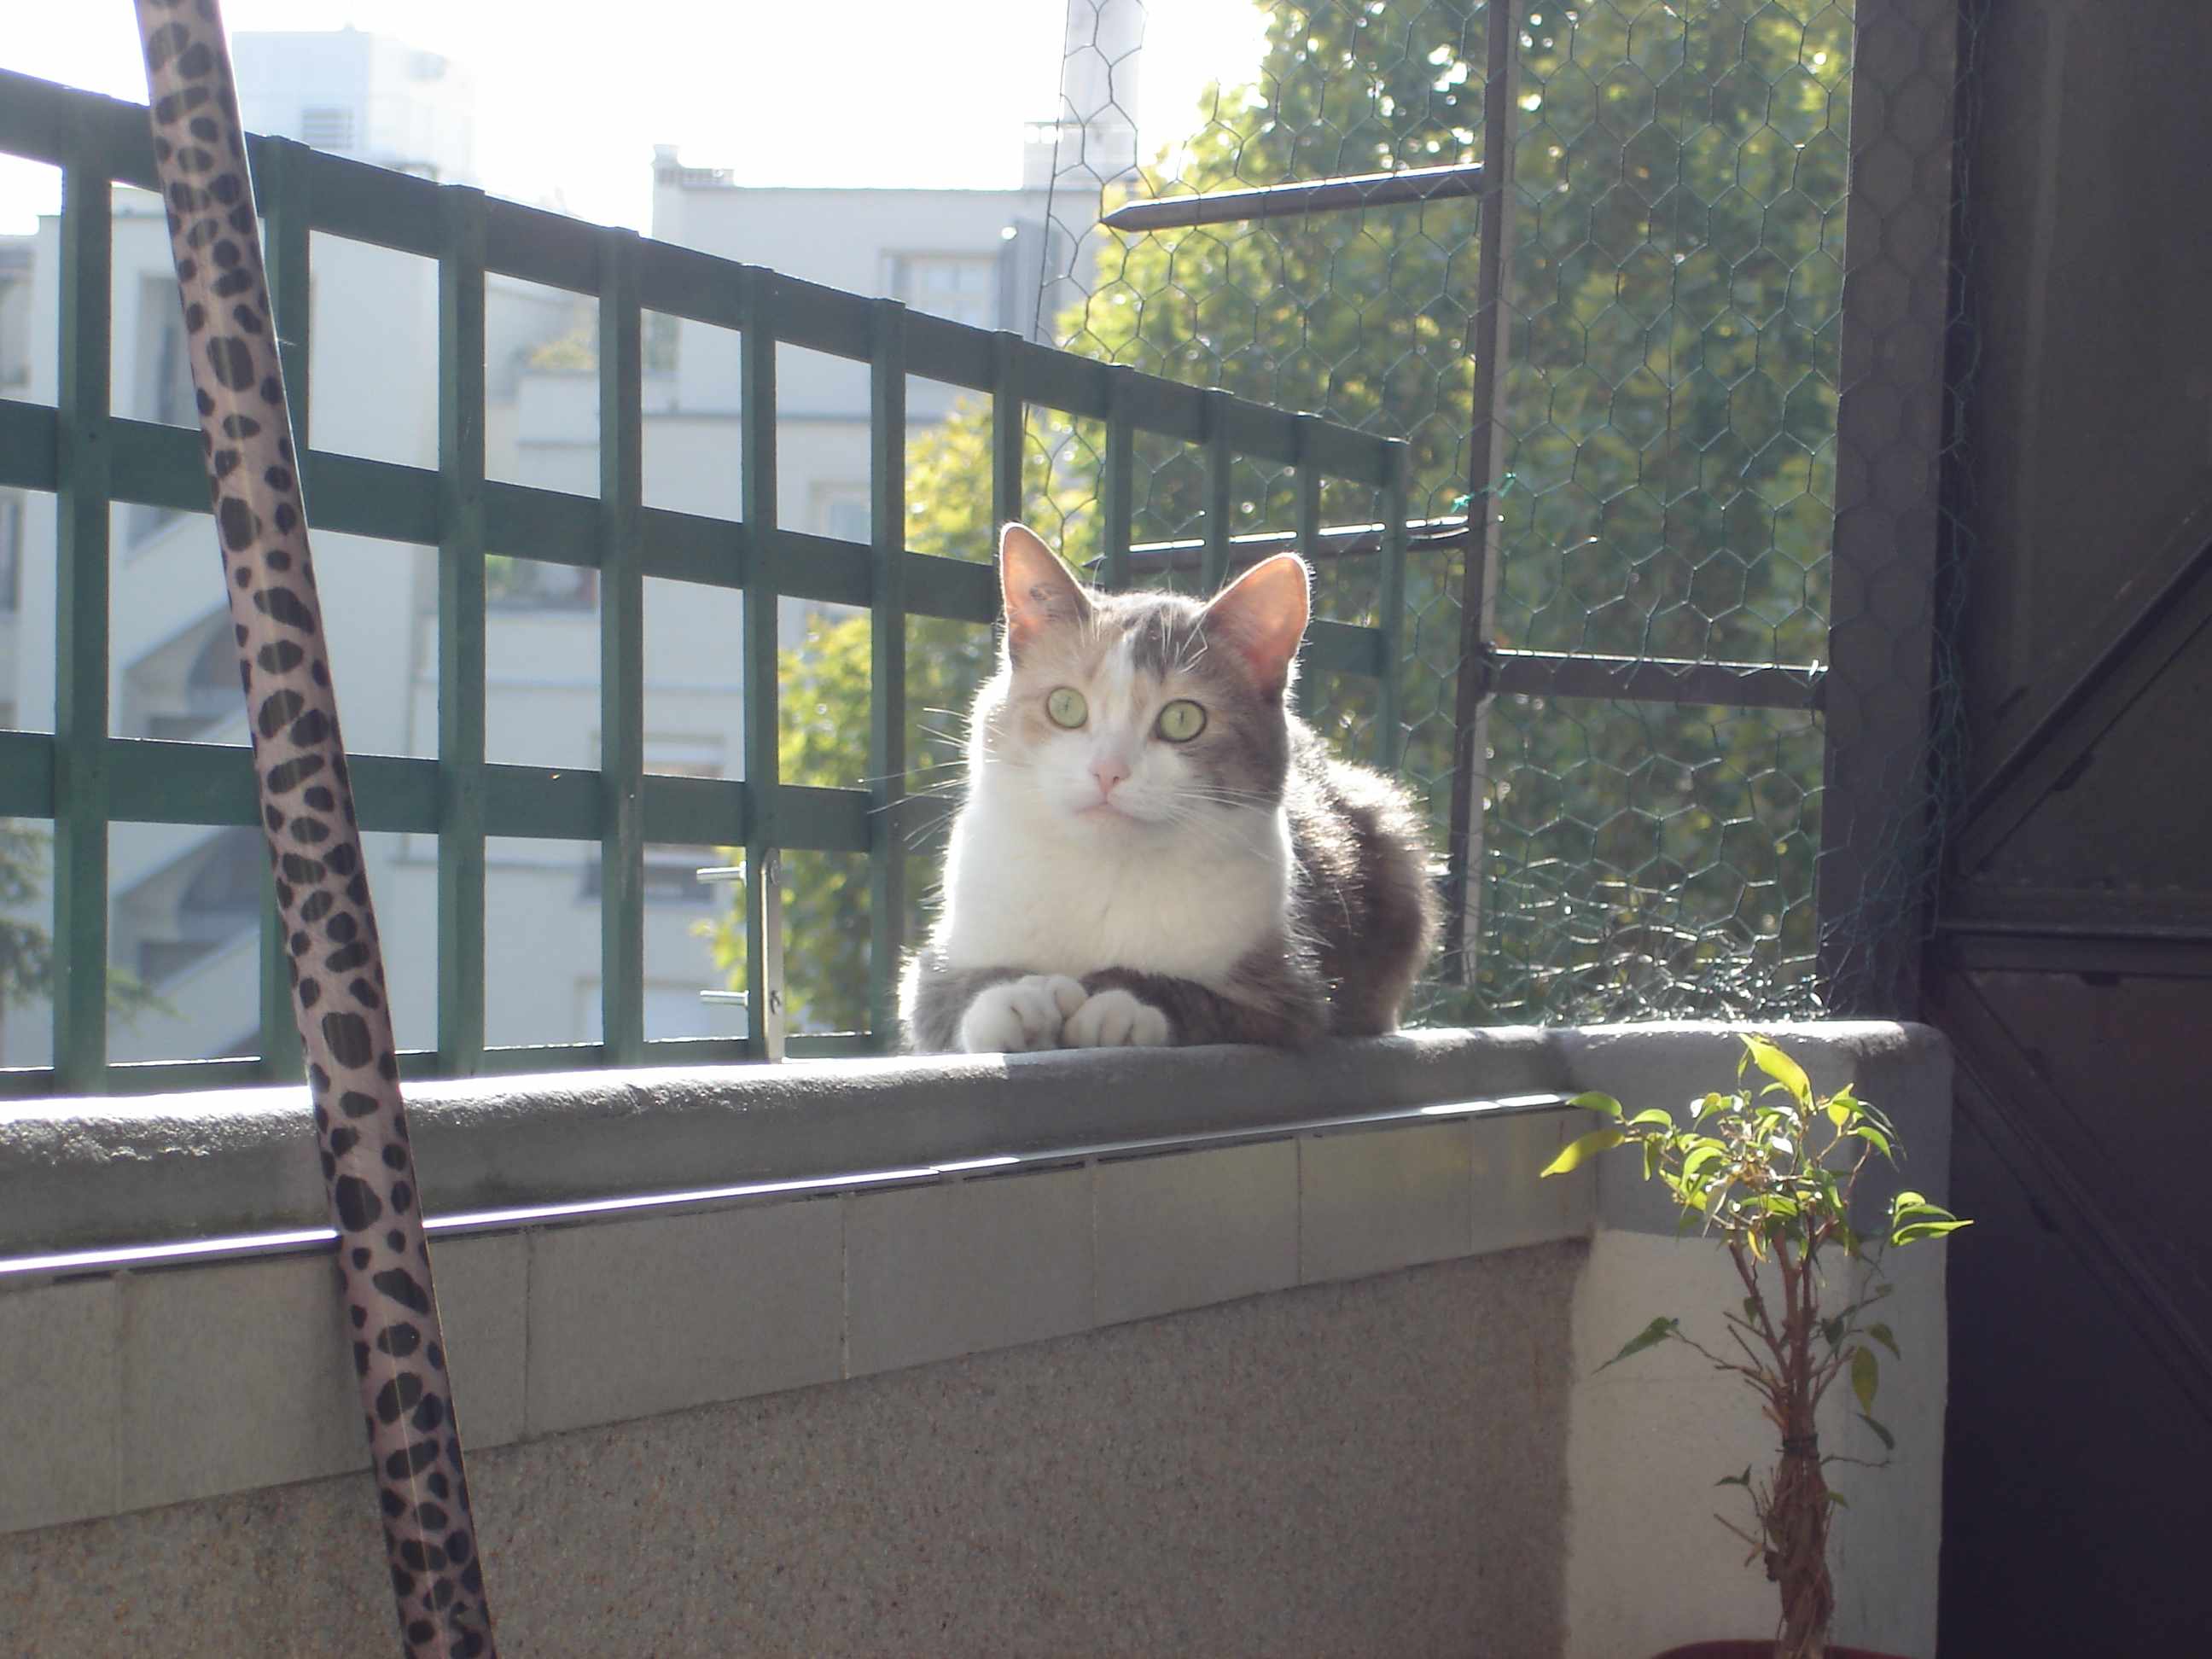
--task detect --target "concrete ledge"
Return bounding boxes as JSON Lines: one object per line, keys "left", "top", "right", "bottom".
{"left": 0, "top": 1027, "right": 1565, "bottom": 1254}
{"left": 0, "top": 1022, "right": 1945, "bottom": 1259}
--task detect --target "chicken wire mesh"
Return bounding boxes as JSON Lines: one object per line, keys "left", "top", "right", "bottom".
{"left": 987, "top": 0, "right": 1965, "bottom": 1025}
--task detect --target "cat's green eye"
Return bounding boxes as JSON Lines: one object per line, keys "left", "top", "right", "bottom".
{"left": 1045, "top": 687, "right": 1088, "bottom": 729}
{"left": 1155, "top": 699, "right": 1207, "bottom": 742}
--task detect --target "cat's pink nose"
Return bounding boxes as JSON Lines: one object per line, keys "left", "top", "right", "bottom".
{"left": 1090, "top": 757, "right": 1130, "bottom": 798}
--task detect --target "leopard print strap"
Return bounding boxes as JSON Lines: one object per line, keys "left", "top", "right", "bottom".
{"left": 133, "top": 3, "right": 496, "bottom": 1653}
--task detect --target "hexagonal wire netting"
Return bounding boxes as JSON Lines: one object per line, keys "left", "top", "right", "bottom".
{"left": 919, "top": 0, "right": 1960, "bottom": 1026}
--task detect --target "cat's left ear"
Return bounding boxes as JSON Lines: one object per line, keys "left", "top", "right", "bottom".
{"left": 1203, "top": 553, "right": 1310, "bottom": 699}
{"left": 999, "top": 523, "right": 1091, "bottom": 660}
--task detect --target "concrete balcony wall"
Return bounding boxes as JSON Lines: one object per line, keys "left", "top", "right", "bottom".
{"left": 0, "top": 1024, "right": 1952, "bottom": 1656}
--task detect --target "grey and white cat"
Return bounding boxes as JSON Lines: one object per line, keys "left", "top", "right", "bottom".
{"left": 899, "top": 523, "right": 1437, "bottom": 1053}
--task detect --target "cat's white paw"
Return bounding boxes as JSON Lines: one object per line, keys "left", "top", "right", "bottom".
{"left": 957, "top": 974, "right": 1087, "bottom": 1053}
{"left": 1062, "top": 987, "right": 1173, "bottom": 1049}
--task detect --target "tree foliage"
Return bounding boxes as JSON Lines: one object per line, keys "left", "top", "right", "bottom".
{"left": 696, "top": 417, "right": 1004, "bottom": 1035}
{"left": 0, "top": 821, "right": 56, "bottom": 1008}
{"left": 713, "top": 0, "right": 1857, "bottom": 1034}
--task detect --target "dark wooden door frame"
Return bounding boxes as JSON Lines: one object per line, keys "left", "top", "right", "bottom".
{"left": 1924, "top": 482, "right": 2212, "bottom": 1425}
{"left": 1924, "top": 966, "right": 2212, "bottom": 1428}
{"left": 1950, "top": 509, "right": 2212, "bottom": 881}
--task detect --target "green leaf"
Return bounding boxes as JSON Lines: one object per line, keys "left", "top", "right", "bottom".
{"left": 1682, "top": 1144, "right": 1728, "bottom": 1181}
{"left": 1893, "top": 1220, "right": 1972, "bottom": 1245}
{"left": 1820, "top": 1316, "right": 1845, "bottom": 1349}
{"left": 1540, "top": 1127, "right": 1623, "bottom": 1179}
{"left": 1824, "top": 1085, "right": 1860, "bottom": 1131}
{"left": 1851, "top": 1344, "right": 1879, "bottom": 1412}
{"left": 1889, "top": 1195, "right": 1970, "bottom": 1246}
{"left": 1815, "top": 1169, "right": 1844, "bottom": 1219}
{"left": 1569, "top": 1091, "right": 1624, "bottom": 1119}
{"left": 1743, "top": 1034, "right": 1813, "bottom": 1112}
{"left": 1598, "top": 1316, "right": 1680, "bottom": 1373}
{"left": 1627, "top": 1108, "right": 1676, "bottom": 1130}
{"left": 1868, "top": 1322, "right": 1901, "bottom": 1359}
{"left": 1859, "top": 1412, "right": 1896, "bottom": 1452}
{"left": 1696, "top": 1091, "right": 1736, "bottom": 1123}
{"left": 1826, "top": 1490, "right": 1850, "bottom": 1509}
{"left": 1715, "top": 1466, "right": 1753, "bottom": 1488}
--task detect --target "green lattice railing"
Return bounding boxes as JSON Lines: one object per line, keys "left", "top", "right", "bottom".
{"left": 0, "top": 68, "right": 1409, "bottom": 1096}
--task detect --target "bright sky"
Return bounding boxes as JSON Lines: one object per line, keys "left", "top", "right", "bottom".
{"left": 0, "top": 1, "right": 1267, "bottom": 235}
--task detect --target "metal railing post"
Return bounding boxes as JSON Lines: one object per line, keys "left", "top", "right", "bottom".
{"left": 1441, "top": 0, "right": 1523, "bottom": 987}
{"left": 437, "top": 186, "right": 488, "bottom": 1074}
{"left": 52, "top": 159, "right": 112, "bottom": 1093}
{"left": 867, "top": 300, "right": 909, "bottom": 1046}
{"left": 742, "top": 270, "right": 786, "bottom": 1062}
{"left": 597, "top": 230, "right": 646, "bottom": 1063}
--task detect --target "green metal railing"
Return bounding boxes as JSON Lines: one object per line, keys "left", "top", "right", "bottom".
{"left": 0, "top": 69, "right": 1409, "bottom": 1096}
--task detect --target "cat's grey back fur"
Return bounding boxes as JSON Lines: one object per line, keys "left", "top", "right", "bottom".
{"left": 1281, "top": 719, "right": 1439, "bottom": 1037}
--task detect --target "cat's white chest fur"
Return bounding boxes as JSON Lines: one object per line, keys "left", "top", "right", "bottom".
{"left": 940, "top": 793, "right": 1290, "bottom": 981}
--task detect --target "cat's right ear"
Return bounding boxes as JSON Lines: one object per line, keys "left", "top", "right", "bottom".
{"left": 998, "top": 523, "right": 1090, "bottom": 659}
{"left": 1203, "top": 552, "right": 1310, "bottom": 699}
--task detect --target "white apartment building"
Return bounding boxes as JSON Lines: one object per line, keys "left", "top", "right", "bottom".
{"left": 0, "top": 11, "right": 1138, "bottom": 1069}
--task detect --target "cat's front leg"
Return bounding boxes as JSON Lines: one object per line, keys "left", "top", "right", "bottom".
{"left": 1073, "top": 960, "right": 1324, "bottom": 1050}
{"left": 1062, "top": 987, "right": 1173, "bottom": 1049}
{"left": 956, "top": 973, "right": 1087, "bottom": 1053}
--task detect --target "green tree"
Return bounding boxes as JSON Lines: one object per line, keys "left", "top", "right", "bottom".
{"left": 694, "top": 410, "right": 1008, "bottom": 1036}
{"left": 712, "top": 0, "right": 1853, "bottom": 1034}
{"left": 1064, "top": 0, "right": 1848, "bottom": 1021}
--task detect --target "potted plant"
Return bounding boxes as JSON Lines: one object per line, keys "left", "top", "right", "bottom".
{"left": 1542, "top": 1035, "right": 1969, "bottom": 1659}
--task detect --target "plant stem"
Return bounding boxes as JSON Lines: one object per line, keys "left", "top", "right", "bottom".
{"left": 1768, "top": 1229, "right": 1834, "bottom": 1658}
{"left": 1771, "top": 1400, "right": 1835, "bottom": 1658}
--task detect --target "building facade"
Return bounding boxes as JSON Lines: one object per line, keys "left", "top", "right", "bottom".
{"left": 0, "top": 14, "right": 1137, "bottom": 1068}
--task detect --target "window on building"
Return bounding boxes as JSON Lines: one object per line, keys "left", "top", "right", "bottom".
{"left": 300, "top": 107, "right": 356, "bottom": 150}
{"left": 140, "top": 622, "right": 243, "bottom": 742}
{"left": 136, "top": 826, "right": 261, "bottom": 984}
{"left": 0, "top": 256, "right": 31, "bottom": 389}
{"left": 485, "top": 556, "right": 596, "bottom": 608}
{"left": 0, "top": 497, "right": 20, "bottom": 613}
{"left": 888, "top": 254, "right": 998, "bottom": 330}
{"left": 814, "top": 484, "right": 871, "bottom": 545}
{"left": 581, "top": 735, "right": 729, "bottom": 902}
{"left": 129, "top": 276, "right": 197, "bottom": 546}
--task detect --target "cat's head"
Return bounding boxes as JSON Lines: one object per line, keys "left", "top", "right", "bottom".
{"left": 974, "top": 522, "right": 1309, "bottom": 832}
